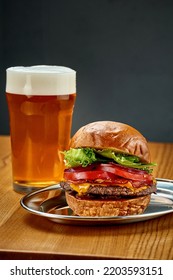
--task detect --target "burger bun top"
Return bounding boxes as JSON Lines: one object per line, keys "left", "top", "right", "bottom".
{"left": 70, "top": 121, "right": 150, "bottom": 163}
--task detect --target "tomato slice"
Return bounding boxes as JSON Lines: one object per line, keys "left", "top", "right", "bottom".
{"left": 64, "top": 162, "right": 153, "bottom": 184}
{"left": 64, "top": 170, "right": 116, "bottom": 181}
{"left": 96, "top": 163, "right": 153, "bottom": 182}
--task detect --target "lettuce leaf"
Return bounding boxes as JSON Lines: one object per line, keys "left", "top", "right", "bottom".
{"left": 95, "top": 150, "right": 156, "bottom": 172}
{"left": 63, "top": 148, "right": 97, "bottom": 168}
{"left": 63, "top": 147, "right": 156, "bottom": 172}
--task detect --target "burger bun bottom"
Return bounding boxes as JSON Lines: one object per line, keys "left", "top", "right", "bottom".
{"left": 65, "top": 192, "right": 151, "bottom": 217}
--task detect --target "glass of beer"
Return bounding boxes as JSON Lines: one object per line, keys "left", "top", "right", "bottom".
{"left": 6, "top": 65, "right": 76, "bottom": 193}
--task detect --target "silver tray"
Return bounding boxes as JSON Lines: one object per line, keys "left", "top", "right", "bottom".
{"left": 20, "top": 178, "right": 173, "bottom": 225}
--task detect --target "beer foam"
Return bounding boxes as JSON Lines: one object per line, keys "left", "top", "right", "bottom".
{"left": 6, "top": 65, "right": 76, "bottom": 95}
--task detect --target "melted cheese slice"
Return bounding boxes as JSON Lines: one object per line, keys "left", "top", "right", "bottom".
{"left": 70, "top": 182, "right": 148, "bottom": 196}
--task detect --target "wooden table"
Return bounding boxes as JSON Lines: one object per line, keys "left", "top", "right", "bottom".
{"left": 0, "top": 135, "right": 173, "bottom": 260}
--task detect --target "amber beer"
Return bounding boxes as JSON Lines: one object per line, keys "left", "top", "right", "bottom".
{"left": 6, "top": 66, "right": 76, "bottom": 193}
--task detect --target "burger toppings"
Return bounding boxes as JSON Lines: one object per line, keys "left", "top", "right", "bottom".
{"left": 63, "top": 147, "right": 156, "bottom": 172}
{"left": 64, "top": 163, "right": 153, "bottom": 185}
{"left": 60, "top": 181, "right": 156, "bottom": 198}
{"left": 63, "top": 147, "right": 97, "bottom": 168}
{"left": 61, "top": 148, "right": 156, "bottom": 197}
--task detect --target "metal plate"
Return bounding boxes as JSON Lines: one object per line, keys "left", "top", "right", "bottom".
{"left": 20, "top": 178, "right": 173, "bottom": 225}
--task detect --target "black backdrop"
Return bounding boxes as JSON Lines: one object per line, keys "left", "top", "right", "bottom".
{"left": 1, "top": 0, "right": 173, "bottom": 142}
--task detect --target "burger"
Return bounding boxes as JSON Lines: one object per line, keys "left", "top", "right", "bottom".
{"left": 60, "top": 121, "right": 156, "bottom": 216}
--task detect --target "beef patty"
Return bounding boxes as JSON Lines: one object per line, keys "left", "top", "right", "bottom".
{"left": 60, "top": 181, "right": 157, "bottom": 198}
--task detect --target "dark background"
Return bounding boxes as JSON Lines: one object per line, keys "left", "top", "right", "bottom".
{"left": 1, "top": 0, "right": 173, "bottom": 142}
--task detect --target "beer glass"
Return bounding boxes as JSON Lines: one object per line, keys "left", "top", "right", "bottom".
{"left": 6, "top": 65, "right": 76, "bottom": 193}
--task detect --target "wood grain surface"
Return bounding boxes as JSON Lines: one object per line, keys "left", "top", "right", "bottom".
{"left": 0, "top": 136, "right": 173, "bottom": 260}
